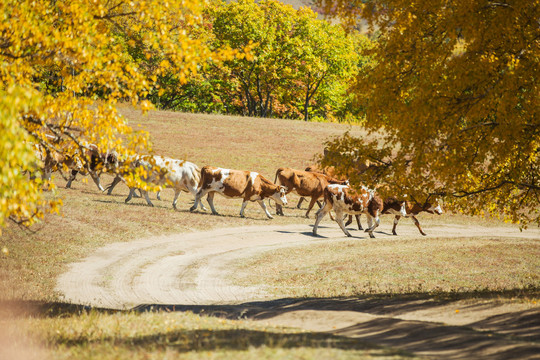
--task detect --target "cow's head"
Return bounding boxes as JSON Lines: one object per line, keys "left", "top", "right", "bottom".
{"left": 272, "top": 185, "right": 288, "bottom": 205}
{"left": 399, "top": 201, "right": 408, "bottom": 217}
{"left": 424, "top": 199, "right": 443, "bottom": 215}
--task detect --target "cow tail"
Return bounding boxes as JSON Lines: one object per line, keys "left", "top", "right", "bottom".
{"left": 267, "top": 197, "right": 276, "bottom": 209}
{"left": 192, "top": 164, "right": 201, "bottom": 188}
{"left": 197, "top": 166, "right": 210, "bottom": 191}
{"left": 271, "top": 168, "right": 285, "bottom": 209}
{"left": 191, "top": 164, "right": 202, "bottom": 189}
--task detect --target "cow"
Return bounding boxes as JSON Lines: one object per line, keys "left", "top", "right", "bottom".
{"left": 345, "top": 197, "right": 443, "bottom": 236}
{"left": 190, "top": 166, "right": 287, "bottom": 219}
{"left": 65, "top": 146, "right": 118, "bottom": 191}
{"left": 110, "top": 155, "right": 204, "bottom": 210}
{"left": 296, "top": 165, "right": 341, "bottom": 209}
{"left": 64, "top": 147, "right": 118, "bottom": 189}
{"left": 33, "top": 140, "right": 107, "bottom": 191}
{"left": 274, "top": 167, "right": 348, "bottom": 218}
{"left": 313, "top": 184, "right": 406, "bottom": 238}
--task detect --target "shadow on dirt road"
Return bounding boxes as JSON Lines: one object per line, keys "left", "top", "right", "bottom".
{"left": 5, "top": 290, "right": 540, "bottom": 360}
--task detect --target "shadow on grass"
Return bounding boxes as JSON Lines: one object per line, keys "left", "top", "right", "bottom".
{"left": 3, "top": 288, "right": 539, "bottom": 359}
{"left": 5, "top": 288, "right": 538, "bottom": 319}
{"left": 53, "top": 328, "right": 399, "bottom": 356}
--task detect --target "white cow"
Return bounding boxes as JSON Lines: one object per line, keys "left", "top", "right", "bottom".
{"left": 110, "top": 155, "right": 205, "bottom": 210}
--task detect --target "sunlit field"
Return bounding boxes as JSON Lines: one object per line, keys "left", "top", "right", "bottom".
{"left": 1, "top": 107, "right": 538, "bottom": 359}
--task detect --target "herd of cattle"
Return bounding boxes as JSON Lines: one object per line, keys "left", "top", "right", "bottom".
{"left": 35, "top": 143, "right": 443, "bottom": 238}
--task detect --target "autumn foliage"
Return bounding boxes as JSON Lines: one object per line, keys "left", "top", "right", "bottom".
{"left": 0, "top": 0, "right": 239, "bottom": 231}
{"left": 314, "top": 0, "right": 540, "bottom": 226}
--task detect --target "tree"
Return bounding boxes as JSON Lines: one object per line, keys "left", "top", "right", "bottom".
{"left": 292, "top": 7, "right": 359, "bottom": 121}
{"left": 313, "top": 0, "right": 540, "bottom": 226}
{"left": 0, "top": 0, "right": 238, "bottom": 231}
{"left": 199, "top": 0, "right": 361, "bottom": 120}
{"left": 208, "top": 0, "right": 300, "bottom": 118}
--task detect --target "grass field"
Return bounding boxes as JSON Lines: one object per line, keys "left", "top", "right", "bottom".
{"left": 1, "top": 106, "right": 538, "bottom": 359}
{"left": 1, "top": 106, "right": 367, "bottom": 301}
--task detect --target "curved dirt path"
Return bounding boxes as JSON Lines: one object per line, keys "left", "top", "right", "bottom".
{"left": 56, "top": 222, "right": 540, "bottom": 359}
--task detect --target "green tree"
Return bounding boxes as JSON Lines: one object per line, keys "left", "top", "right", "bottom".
{"left": 314, "top": 0, "right": 540, "bottom": 226}
{"left": 199, "top": 0, "right": 362, "bottom": 120}
{"left": 208, "top": 0, "right": 298, "bottom": 117}
{"left": 292, "top": 12, "right": 359, "bottom": 121}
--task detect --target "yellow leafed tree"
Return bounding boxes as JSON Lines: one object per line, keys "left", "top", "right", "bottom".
{"left": 313, "top": 0, "right": 539, "bottom": 226}
{"left": 0, "top": 0, "right": 238, "bottom": 231}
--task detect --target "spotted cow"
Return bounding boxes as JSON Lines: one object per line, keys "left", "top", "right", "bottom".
{"left": 190, "top": 166, "right": 287, "bottom": 219}
{"left": 313, "top": 184, "right": 406, "bottom": 238}
{"left": 33, "top": 140, "right": 108, "bottom": 191}
{"left": 274, "top": 167, "right": 348, "bottom": 218}
{"left": 346, "top": 198, "right": 443, "bottom": 236}
{"left": 107, "top": 155, "right": 204, "bottom": 210}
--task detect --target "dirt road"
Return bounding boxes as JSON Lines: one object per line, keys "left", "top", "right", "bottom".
{"left": 56, "top": 222, "right": 540, "bottom": 359}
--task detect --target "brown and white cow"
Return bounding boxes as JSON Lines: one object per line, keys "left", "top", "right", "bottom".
{"left": 345, "top": 198, "right": 443, "bottom": 236}
{"left": 190, "top": 166, "right": 287, "bottom": 219}
{"left": 313, "top": 184, "right": 406, "bottom": 238}
{"left": 274, "top": 167, "right": 348, "bottom": 218}
{"left": 65, "top": 146, "right": 118, "bottom": 191}
{"left": 296, "top": 165, "right": 345, "bottom": 209}
{"left": 33, "top": 140, "right": 107, "bottom": 191}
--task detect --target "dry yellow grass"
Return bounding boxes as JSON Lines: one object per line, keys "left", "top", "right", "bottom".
{"left": 1, "top": 106, "right": 538, "bottom": 360}
{"left": 233, "top": 236, "right": 540, "bottom": 299}
{"left": 0, "top": 106, "right": 367, "bottom": 301}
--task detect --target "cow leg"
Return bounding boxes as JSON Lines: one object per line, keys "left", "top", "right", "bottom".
{"left": 66, "top": 170, "right": 78, "bottom": 188}
{"left": 305, "top": 197, "right": 320, "bottom": 218}
{"left": 125, "top": 187, "right": 136, "bottom": 203}
{"left": 365, "top": 215, "right": 375, "bottom": 238}
{"left": 326, "top": 211, "right": 334, "bottom": 221}
{"left": 412, "top": 215, "right": 427, "bottom": 236}
{"left": 392, "top": 215, "right": 401, "bottom": 235}
{"left": 355, "top": 215, "right": 363, "bottom": 230}
{"left": 190, "top": 188, "right": 208, "bottom": 212}
{"left": 157, "top": 191, "right": 162, "bottom": 200}
{"left": 43, "top": 167, "right": 52, "bottom": 181}
{"left": 365, "top": 214, "right": 380, "bottom": 238}
{"left": 334, "top": 210, "right": 352, "bottom": 237}
{"left": 172, "top": 189, "right": 180, "bottom": 210}
{"left": 89, "top": 171, "right": 105, "bottom": 192}
{"left": 187, "top": 186, "right": 206, "bottom": 212}
{"left": 239, "top": 200, "right": 248, "bottom": 218}
{"left": 106, "top": 175, "right": 123, "bottom": 195}
{"left": 257, "top": 200, "right": 274, "bottom": 219}
{"left": 206, "top": 192, "right": 219, "bottom": 215}
{"left": 344, "top": 214, "right": 362, "bottom": 230}
{"left": 312, "top": 202, "right": 332, "bottom": 236}
{"left": 141, "top": 189, "right": 154, "bottom": 207}
{"left": 275, "top": 203, "right": 284, "bottom": 216}
{"left": 296, "top": 197, "right": 305, "bottom": 209}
